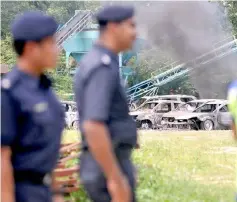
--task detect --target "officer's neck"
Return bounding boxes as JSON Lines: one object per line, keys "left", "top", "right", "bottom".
{"left": 17, "top": 58, "right": 43, "bottom": 77}
{"left": 98, "top": 37, "right": 120, "bottom": 54}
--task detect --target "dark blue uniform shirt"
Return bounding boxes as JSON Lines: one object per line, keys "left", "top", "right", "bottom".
{"left": 1, "top": 67, "right": 65, "bottom": 174}
{"left": 74, "top": 44, "right": 137, "bottom": 149}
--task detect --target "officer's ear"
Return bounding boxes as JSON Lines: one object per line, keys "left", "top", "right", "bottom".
{"left": 107, "top": 22, "right": 121, "bottom": 33}
{"left": 24, "top": 41, "right": 42, "bottom": 56}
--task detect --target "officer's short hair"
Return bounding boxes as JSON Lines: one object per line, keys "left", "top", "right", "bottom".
{"left": 13, "top": 40, "right": 25, "bottom": 56}
{"left": 13, "top": 39, "right": 43, "bottom": 56}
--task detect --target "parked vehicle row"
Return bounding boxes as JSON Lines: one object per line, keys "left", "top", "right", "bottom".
{"left": 129, "top": 95, "right": 231, "bottom": 131}
{"left": 61, "top": 94, "right": 232, "bottom": 131}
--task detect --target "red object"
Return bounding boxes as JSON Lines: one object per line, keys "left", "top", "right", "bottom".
{"left": 54, "top": 143, "right": 81, "bottom": 194}
{"left": 55, "top": 141, "right": 140, "bottom": 194}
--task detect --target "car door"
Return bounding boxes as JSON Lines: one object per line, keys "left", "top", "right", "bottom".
{"left": 153, "top": 103, "right": 172, "bottom": 127}
{"left": 216, "top": 104, "right": 231, "bottom": 129}
{"left": 173, "top": 102, "right": 181, "bottom": 111}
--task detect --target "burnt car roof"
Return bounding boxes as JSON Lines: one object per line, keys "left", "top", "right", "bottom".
{"left": 188, "top": 99, "right": 215, "bottom": 103}
{"left": 142, "top": 94, "right": 197, "bottom": 99}
{"left": 158, "top": 94, "right": 196, "bottom": 98}
{"left": 192, "top": 100, "right": 228, "bottom": 113}
{"left": 203, "top": 100, "right": 228, "bottom": 105}
{"left": 147, "top": 100, "right": 184, "bottom": 104}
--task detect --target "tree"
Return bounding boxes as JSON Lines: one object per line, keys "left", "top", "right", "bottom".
{"left": 0, "top": 35, "right": 16, "bottom": 66}
{"left": 1, "top": 1, "right": 33, "bottom": 38}
{"left": 1, "top": 1, "right": 99, "bottom": 39}
{"left": 219, "top": 1, "right": 237, "bottom": 37}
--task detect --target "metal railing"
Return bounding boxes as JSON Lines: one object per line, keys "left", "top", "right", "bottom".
{"left": 56, "top": 10, "right": 92, "bottom": 49}
{"left": 127, "top": 38, "right": 237, "bottom": 101}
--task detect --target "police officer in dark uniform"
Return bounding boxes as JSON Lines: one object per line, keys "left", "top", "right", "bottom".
{"left": 74, "top": 5, "right": 137, "bottom": 202}
{"left": 1, "top": 11, "right": 65, "bottom": 202}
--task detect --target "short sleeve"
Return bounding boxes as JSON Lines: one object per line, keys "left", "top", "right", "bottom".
{"left": 1, "top": 90, "right": 18, "bottom": 146}
{"left": 83, "top": 66, "right": 116, "bottom": 122}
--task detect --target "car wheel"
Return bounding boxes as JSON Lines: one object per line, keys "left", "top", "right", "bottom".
{"left": 201, "top": 119, "right": 214, "bottom": 131}
{"left": 141, "top": 121, "right": 152, "bottom": 130}
{"left": 72, "top": 121, "right": 79, "bottom": 130}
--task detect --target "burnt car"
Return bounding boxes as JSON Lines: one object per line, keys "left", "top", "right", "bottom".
{"left": 130, "top": 94, "right": 197, "bottom": 112}
{"left": 166, "top": 99, "right": 216, "bottom": 113}
{"left": 161, "top": 100, "right": 230, "bottom": 131}
{"left": 217, "top": 111, "right": 233, "bottom": 128}
{"left": 61, "top": 101, "right": 79, "bottom": 130}
{"left": 156, "top": 94, "right": 197, "bottom": 102}
{"left": 130, "top": 100, "right": 184, "bottom": 129}
{"left": 129, "top": 100, "right": 160, "bottom": 124}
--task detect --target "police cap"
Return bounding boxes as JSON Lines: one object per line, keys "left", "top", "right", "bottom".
{"left": 95, "top": 5, "right": 134, "bottom": 25}
{"left": 11, "top": 11, "right": 58, "bottom": 41}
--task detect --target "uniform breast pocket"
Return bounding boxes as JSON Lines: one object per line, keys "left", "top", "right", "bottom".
{"left": 32, "top": 111, "right": 55, "bottom": 126}
{"left": 19, "top": 111, "right": 55, "bottom": 147}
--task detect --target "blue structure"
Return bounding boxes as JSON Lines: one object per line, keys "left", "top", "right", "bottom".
{"left": 62, "top": 27, "right": 98, "bottom": 65}
{"left": 61, "top": 24, "right": 145, "bottom": 82}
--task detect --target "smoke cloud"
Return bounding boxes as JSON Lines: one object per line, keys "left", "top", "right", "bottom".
{"left": 102, "top": 1, "right": 237, "bottom": 98}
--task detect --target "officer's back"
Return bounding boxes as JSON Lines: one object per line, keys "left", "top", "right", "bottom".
{"left": 76, "top": 44, "right": 137, "bottom": 148}
{"left": 1, "top": 11, "right": 65, "bottom": 202}
{"left": 74, "top": 5, "right": 138, "bottom": 202}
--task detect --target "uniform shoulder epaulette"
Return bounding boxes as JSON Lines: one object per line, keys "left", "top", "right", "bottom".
{"left": 1, "top": 71, "right": 21, "bottom": 91}
{"left": 80, "top": 49, "right": 112, "bottom": 79}
{"left": 86, "top": 48, "right": 111, "bottom": 67}
{"left": 101, "top": 54, "right": 111, "bottom": 66}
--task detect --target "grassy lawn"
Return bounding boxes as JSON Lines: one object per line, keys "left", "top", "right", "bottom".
{"left": 63, "top": 130, "right": 236, "bottom": 202}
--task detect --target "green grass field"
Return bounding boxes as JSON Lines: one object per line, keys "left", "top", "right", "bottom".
{"left": 63, "top": 130, "right": 236, "bottom": 202}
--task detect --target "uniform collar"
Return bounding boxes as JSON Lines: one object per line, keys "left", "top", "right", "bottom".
{"left": 15, "top": 67, "right": 52, "bottom": 89}
{"left": 94, "top": 43, "right": 119, "bottom": 64}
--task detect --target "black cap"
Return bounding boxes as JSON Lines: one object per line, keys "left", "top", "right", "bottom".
{"left": 11, "top": 11, "right": 58, "bottom": 41}
{"left": 95, "top": 5, "right": 134, "bottom": 25}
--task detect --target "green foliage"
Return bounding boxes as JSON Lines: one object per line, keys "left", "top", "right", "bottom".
{"left": 127, "top": 48, "right": 174, "bottom": 86}
{"left": 63, "top": 130, "right": 235, "bottom": 202}
{"left": 126, "top": 47, "right": 198, "bottom": 95}
{"left": 1, "top": 1, "right": 35, "bottom": 38}
{"left": 0, "top": 35, "right": 17, "bottom": 65}
{"left": 46, "top": 1, "right": 86, "bottom": 25}
{"left": 0, "top": 1, "right": 100, "bottom": 38}
{"left": 49, "top": 70, "right": 73, "bottom": 100}
{"left": 219, "top": 1, "right": 237, "bottom": 37}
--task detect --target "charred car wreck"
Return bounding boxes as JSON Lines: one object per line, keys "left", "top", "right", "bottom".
{"left": 61, "top": 101, "right": 80, "bottom": 130}
{"left": 161, "top": 100, "right": 230, "bottom": 131}
{"left": 130, "top": 100, "right": 184, "bottom": 129}
{"left": 129, "top": 94, "right": 197, "bottom": 112}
